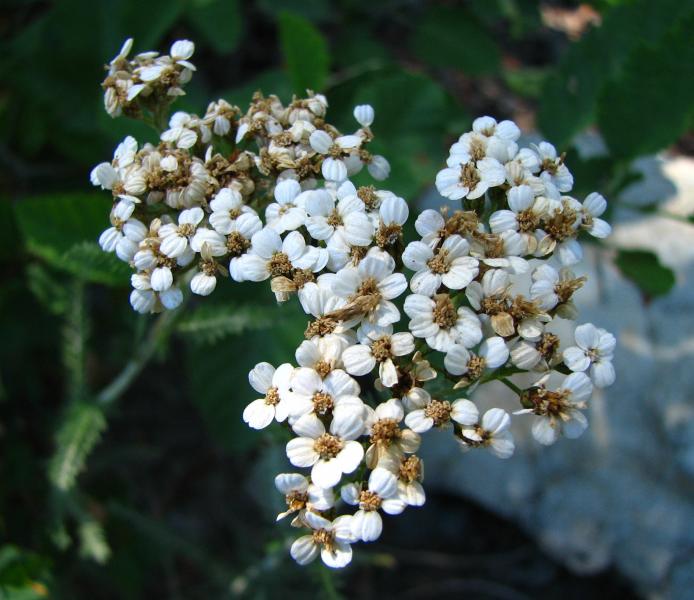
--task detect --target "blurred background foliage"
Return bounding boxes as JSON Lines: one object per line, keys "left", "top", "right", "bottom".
{"left": 1, "top": 0, "right": 692, "bottom": 598}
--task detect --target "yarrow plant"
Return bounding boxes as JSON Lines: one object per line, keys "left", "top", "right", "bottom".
{"left": 92, "top": 38, "right": 616, "bottom": 569}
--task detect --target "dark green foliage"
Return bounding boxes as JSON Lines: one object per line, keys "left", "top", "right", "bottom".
{"left": 615, "top": 249, "right": 676, "bottom": 298}
{"left": 538, "top": 0, "right": 694, "bottom": 149}
{"left": 278, "top": 11, "right": 330, "bottom": 93}
{"left": 411, "top": 6, "right": 501, "bottom": 75}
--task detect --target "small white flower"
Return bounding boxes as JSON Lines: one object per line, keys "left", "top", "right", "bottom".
{"left": 304, "top": 188, "right": 374, "bottom": 246}
{"left": 458, "top": 407, "right": 515, "bottom": 459}
{"left": 230, "top": 228, "right": 324, "bottom": 282}
{"left": 563, "top": 323, "right": 615, "bottom": 388}
{"left": 353, "top": 104, "right": 375, "bottom": 127}
{"left": 436, "top": 157, "right": 506, "bottom": 201}
{"left": 287, "top": 367, "right": 363, "bottom": 422}
{"left": 532, "top": 141, "right": 573, "bottom": 195}
{"left": 129, "top": 273, "right": 183, "bottom": 313}
{"left": 286, "top": 408, "right": 365, "bottom": 488}
{"left": 405, "top": 397, "right": 478, "bottom": 433}
{"left": 332, "top": 249, "right": 407, "bottom": 327}
{"left": 404, "top": 293, "right": 482, "bottom": 352}
{"left": 366, "top": 154, "right": 390, "bottom": 180}
{"left": 516, "top": 372, "right": 593, "bottom": 445}
{"left": 208, "top": 188, "right": 255, "bottom": 235}
{"left": 580, "top": 192, "right": 611, "bottom": 238}
{"left": 242, "top": 362, "right": 294, "bottom": 429}
{"left": 362, "top": 398, "right": 420, "bottom": 468}
{"left": 414, "top": 209, "right": 446, "bottom": 248}
{"left": 403, "top": 235, "right": 479, "bottom": 296}
{"left": 98, "top": 199, "right": 147, "bottom": 262}
{"left": 158, "top": 207, "right": 204, "bottom": 258}
{"left": 341, "top": 467, "right": 406, "bottom": 542}
{"left": 265, "top": 179, "right": 308, "bottom": 233}
{"left": 309, "top": 130, "right": 362, "bottom": 182}
{"left": 444, "top": 337, "right": 509, "bottom": 377}
{"left": 529, "top": 264, "right": 584, "bottom": 315}
{"left": 295, "top": 334, "right": 348, "bottom": 376}
{"left": 274, "top": 473, "right": 334, "bottom": 521}
{"left": 342, "top": 324, "right": 414, "bottom": 387}
{"left": 379, "top": 453, "right": 425, "bottom": 507}
{"left": 290, "top": 511, "right": 355, "bottom": 568}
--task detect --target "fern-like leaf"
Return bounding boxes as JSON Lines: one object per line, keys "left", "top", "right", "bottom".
{"left": 49, "top": 402, "right": 106, "bottom": 492}
{"left": 177, "top": 303, "right": 274, "bottom": 345}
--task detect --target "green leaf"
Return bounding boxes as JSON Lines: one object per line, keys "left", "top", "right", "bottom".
{"left": 598, "top": 13, "right": 694, "bottom": 159}
{"left": 60, "top": 242, "right": 131, "bottom": 287}
{"left": 25, "top": 264, "right": 70, "bottom": 316}
{"left": 538, "top": 0, "right": 693, "bottom": 147}
{"left": 410, "top": 6, "right": 501, "bottom": 75}
{"left": 278, "top": 11, "right": 330, "bottom": 93}
{"left": 187, "top": 0, "right": 242, "bottom": 55}
{"left": 48, "top": 402, "right": 107, "bottom": 492}
{"left": 14, "top": 193, "right": 130, "bottom": 286}
{"left": 177, "top": 303, "right": 274, "bottom": 345}
{"left": 14, "top": 193, "right": 110, "bottom": 259}
{"left": 615, "top": 249, "right": 676, "bottom": 298}
{"left": 78, "top": 519, "right": 111, "bottom": 564}
{"left": 220, "top": 69, "right": 293, "bottom": 108}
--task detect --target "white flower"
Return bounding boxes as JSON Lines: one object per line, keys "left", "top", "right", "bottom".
{"left": 405, "top": 397, "right": 478, "bottom": 433}
{"left": 529, "top": 264, "right": 584, "bottom": 314}
{"left": 472, "top": 230, "right": 529, "bottom": 274}
{"left": 414, "top": 209, "right": 446, "bottom": 248}
{"left": 516, "top": 372, "right": 593, "bottom": 445}
{"left": 208, "top": 188, "right": 255, "bottom": 235}
{"left": 242, "top": 362, "right": 294, "bottom": 429}
{"left": 290, "top": 511, "right": 355, "bottom": 568}
{"left": 230, "top": 228, "right": 324, "bottom": 282}
{"left": 489, "top": 185, "right": 549, "bottom": 253}
{"left": 341, "top": 467, "right": 405, "bottom": 542}
{"left": 366, "top": 154, "right": 390, "bottom": 180}
{"left": 374, "top": 195, "right": 409, "bottom": 244}
{"left": 286, "top": 408, "right": 365, "bottom": 488}
{"left": 129, "top": 273, "right": 183, "bottom": 313}
{"left": 332, "top": 249, "right": 407, "bottom": 326}
{"left": 274, "top": 473, "right": 334, "bottom": 521}
{"left": 458, "top": 407, "right": 515, "bottom": 459}
{"left": 532, "top": 141, "right": 573, "bottom": 194}
{"left": 265, "top": 179, "right": 308, "bottom": 233}
{"left": 304, "top": 188, "right": 374, "bottom": 246}
{"left": 580, "top": 192, "right": 611, "bottom": 238}
{"left": 563, "top": 323, "right": 615, "bottom": 388}
{"left": 403, "top": 235, "right": 479, "bottom": 296}
{"left": 379, "top": 454, "right": 425, "bottom": 507}
{"left": 295, "top": 334, "right": 348, "bottom": 377}
{"left": 287, "top": 367, "right": 363, "bottom": 422}
{"left": 435, "top": 157, "right": 505, "bottom": 201}
{"left": 298, "top": 275, "right": 355, "bottom": 338}
{"left": 160, "top": 112, "right": 199, "bottom": 149}
{"left": 342, "top": 324, "right": 414, "bottom": 387}
{"left": 362, "top": 398, "right": 420, "bottom": 468}
{"left": 309, "top": 130, "right": 362, "bottom": 182}
{"left": 444, "top": 337, "right": 509, "bottom": 377}
{"left": 404, "top": 293, "right": 482, "bottom": 352}
{"left": 353, "top": 104, "right": 375, "bottom": 127}
{"left": 98, "top": 199, "right": 147, "bottom": 262}
{"left": 158, "top": 207, "right": 204, "bottom": 258}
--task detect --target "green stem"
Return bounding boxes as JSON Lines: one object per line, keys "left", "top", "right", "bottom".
{"left": 318, "top": 566, "right": 342, "bottom": 600}
{"left": 96, "top": 304, "right": 185, "bottom": 407}
{"left": 499, "top": 377, "right": 522, "bottom": 396}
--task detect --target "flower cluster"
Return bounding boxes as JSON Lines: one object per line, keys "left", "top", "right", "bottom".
{"left": 91, "top": 40, "right": 616, "bottom": 569}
